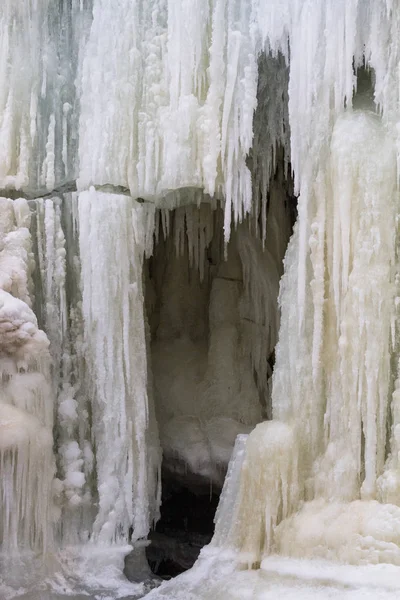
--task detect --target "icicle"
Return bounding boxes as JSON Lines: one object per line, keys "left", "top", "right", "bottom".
{"left": 78, "top": 0, "right": 258, "bottom": 241}
{"left": 250, "top": 53, "right": 290, "bottom": 245}
{"left": 273, "top": 109, "right": 397, "bottom": 506}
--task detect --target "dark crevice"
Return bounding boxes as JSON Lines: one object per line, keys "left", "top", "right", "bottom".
{"left": 146, "top": 476, "right": 219, "bottom": 579}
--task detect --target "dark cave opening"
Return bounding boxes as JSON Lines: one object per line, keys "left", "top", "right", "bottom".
{"left": 146, "top": 475, "right": 220, "bottom": 578}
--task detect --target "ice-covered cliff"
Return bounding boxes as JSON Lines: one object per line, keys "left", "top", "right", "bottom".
{"left": 2, "top": 1, "right": 400, "bottom": 599}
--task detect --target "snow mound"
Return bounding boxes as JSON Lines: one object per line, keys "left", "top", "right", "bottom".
{"left": 276, "top": 499, "right": 400, "bottom": 566}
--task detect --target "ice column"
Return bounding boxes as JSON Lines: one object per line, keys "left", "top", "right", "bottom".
{"left": 212, "top": 421, "right": 298, "bottom": 567}
{"left": 78, "top": 189, "right": 160, "bottom": 543}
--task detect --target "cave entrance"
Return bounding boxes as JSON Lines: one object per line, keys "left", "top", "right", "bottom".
{"left": 144, "top": 166, "right": 295, "bottom": 577}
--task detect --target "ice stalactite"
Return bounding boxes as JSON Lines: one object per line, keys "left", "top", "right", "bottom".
{"left": 273, "top": 109, "right": 398, "bottom": 505}
{"left": 249, "top": 53, "right": 290, "bottom": 245}
{"left": 78, "top": 188, "right": 160, "bottom": 543}
{"left": 210, "top": 106, "right": 399, "bottom": 566}
{"left": 78, "top": 0, "right": 259, "bottom": 242}
{"left": 7, "top": 2, "right": 400, "bottom": 597}
{"left": 0, "top": 197, "right": 55, "bottom": 554}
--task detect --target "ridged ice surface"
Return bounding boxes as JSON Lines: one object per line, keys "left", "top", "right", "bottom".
{"left": 0, "top": 1, "right": 92, "bottom": 193}
{"left": 78, "top": 189, "right": 161, "bottom": 543}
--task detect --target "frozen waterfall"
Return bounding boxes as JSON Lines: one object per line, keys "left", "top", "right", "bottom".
{"left": 3, "top": 1, "right": 400, "bottom": 599}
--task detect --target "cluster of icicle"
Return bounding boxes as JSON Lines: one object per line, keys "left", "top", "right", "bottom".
{"left": 216, "top": 104, "right": 400, "bottom": 568}
{"left": 39, "top": 191, "right": 161, "bottom": 546}
{"left": 0, "top": 189, "right": 163, "bottom": 553}
{"left": 4, "top": 1, "right": 400, "bottom": 243}
{"left": 78, "top": 190, "right": 161, "bottom": 542}
{"left": 0, "top": 0, "right": 290, "bottom": 243}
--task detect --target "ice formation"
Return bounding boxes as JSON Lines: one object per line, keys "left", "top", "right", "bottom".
{"left": 4, "top": 1, "right": 400, "bottom": 599}
{"left": 0, "top": 199, "right": 54, "bottom": 554}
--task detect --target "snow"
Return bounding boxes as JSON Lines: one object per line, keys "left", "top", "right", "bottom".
{"left": 275, "top": 499, "right": 400, "bottom": 565}
{"left": 141, "top": 549, "right": 400, "bottom": 600}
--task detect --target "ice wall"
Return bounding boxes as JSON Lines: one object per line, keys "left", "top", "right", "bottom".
{"left": 0, "top": 189, "right": 163, "bottom": 555}
{"left": 78, "top": 0, "right": 258, "bottom": 241}
{"left": 273, "top": 110, "right": 398, "bottom": 501}
{"left": 3, "top": 0, "right": 400, "bottom": 589}
{"left": 206, "top": 0, "right": 400, "bottom": 572}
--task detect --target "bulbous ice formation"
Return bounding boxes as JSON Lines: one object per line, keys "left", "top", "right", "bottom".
{"left": 0, "top": 198, "right": 55, "bottom": 554}
{"left": 275, "top": 499, "right": 400, "bottom": 565}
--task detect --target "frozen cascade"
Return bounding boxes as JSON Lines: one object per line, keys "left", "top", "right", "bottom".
{"left": 5, "top": 1, "right": 400, "bottom": 599}
{"left": 273, "top": 109, "right": 398, "bottom": 505}
{"left": 211, "top": 421, "right": 299, "bottom": 567}
{"left": 199, "top": 107, "right": 400, "bottom": 571}
{"left": 0, "top": 1, "right": 92, "bottom": 194}
{"left": 34, "top": 194, "right": 94, "bottom": 542}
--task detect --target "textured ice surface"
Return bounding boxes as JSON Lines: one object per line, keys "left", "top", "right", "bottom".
{"left": 78, "top": 189, "right": 161, "bottom": 543}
